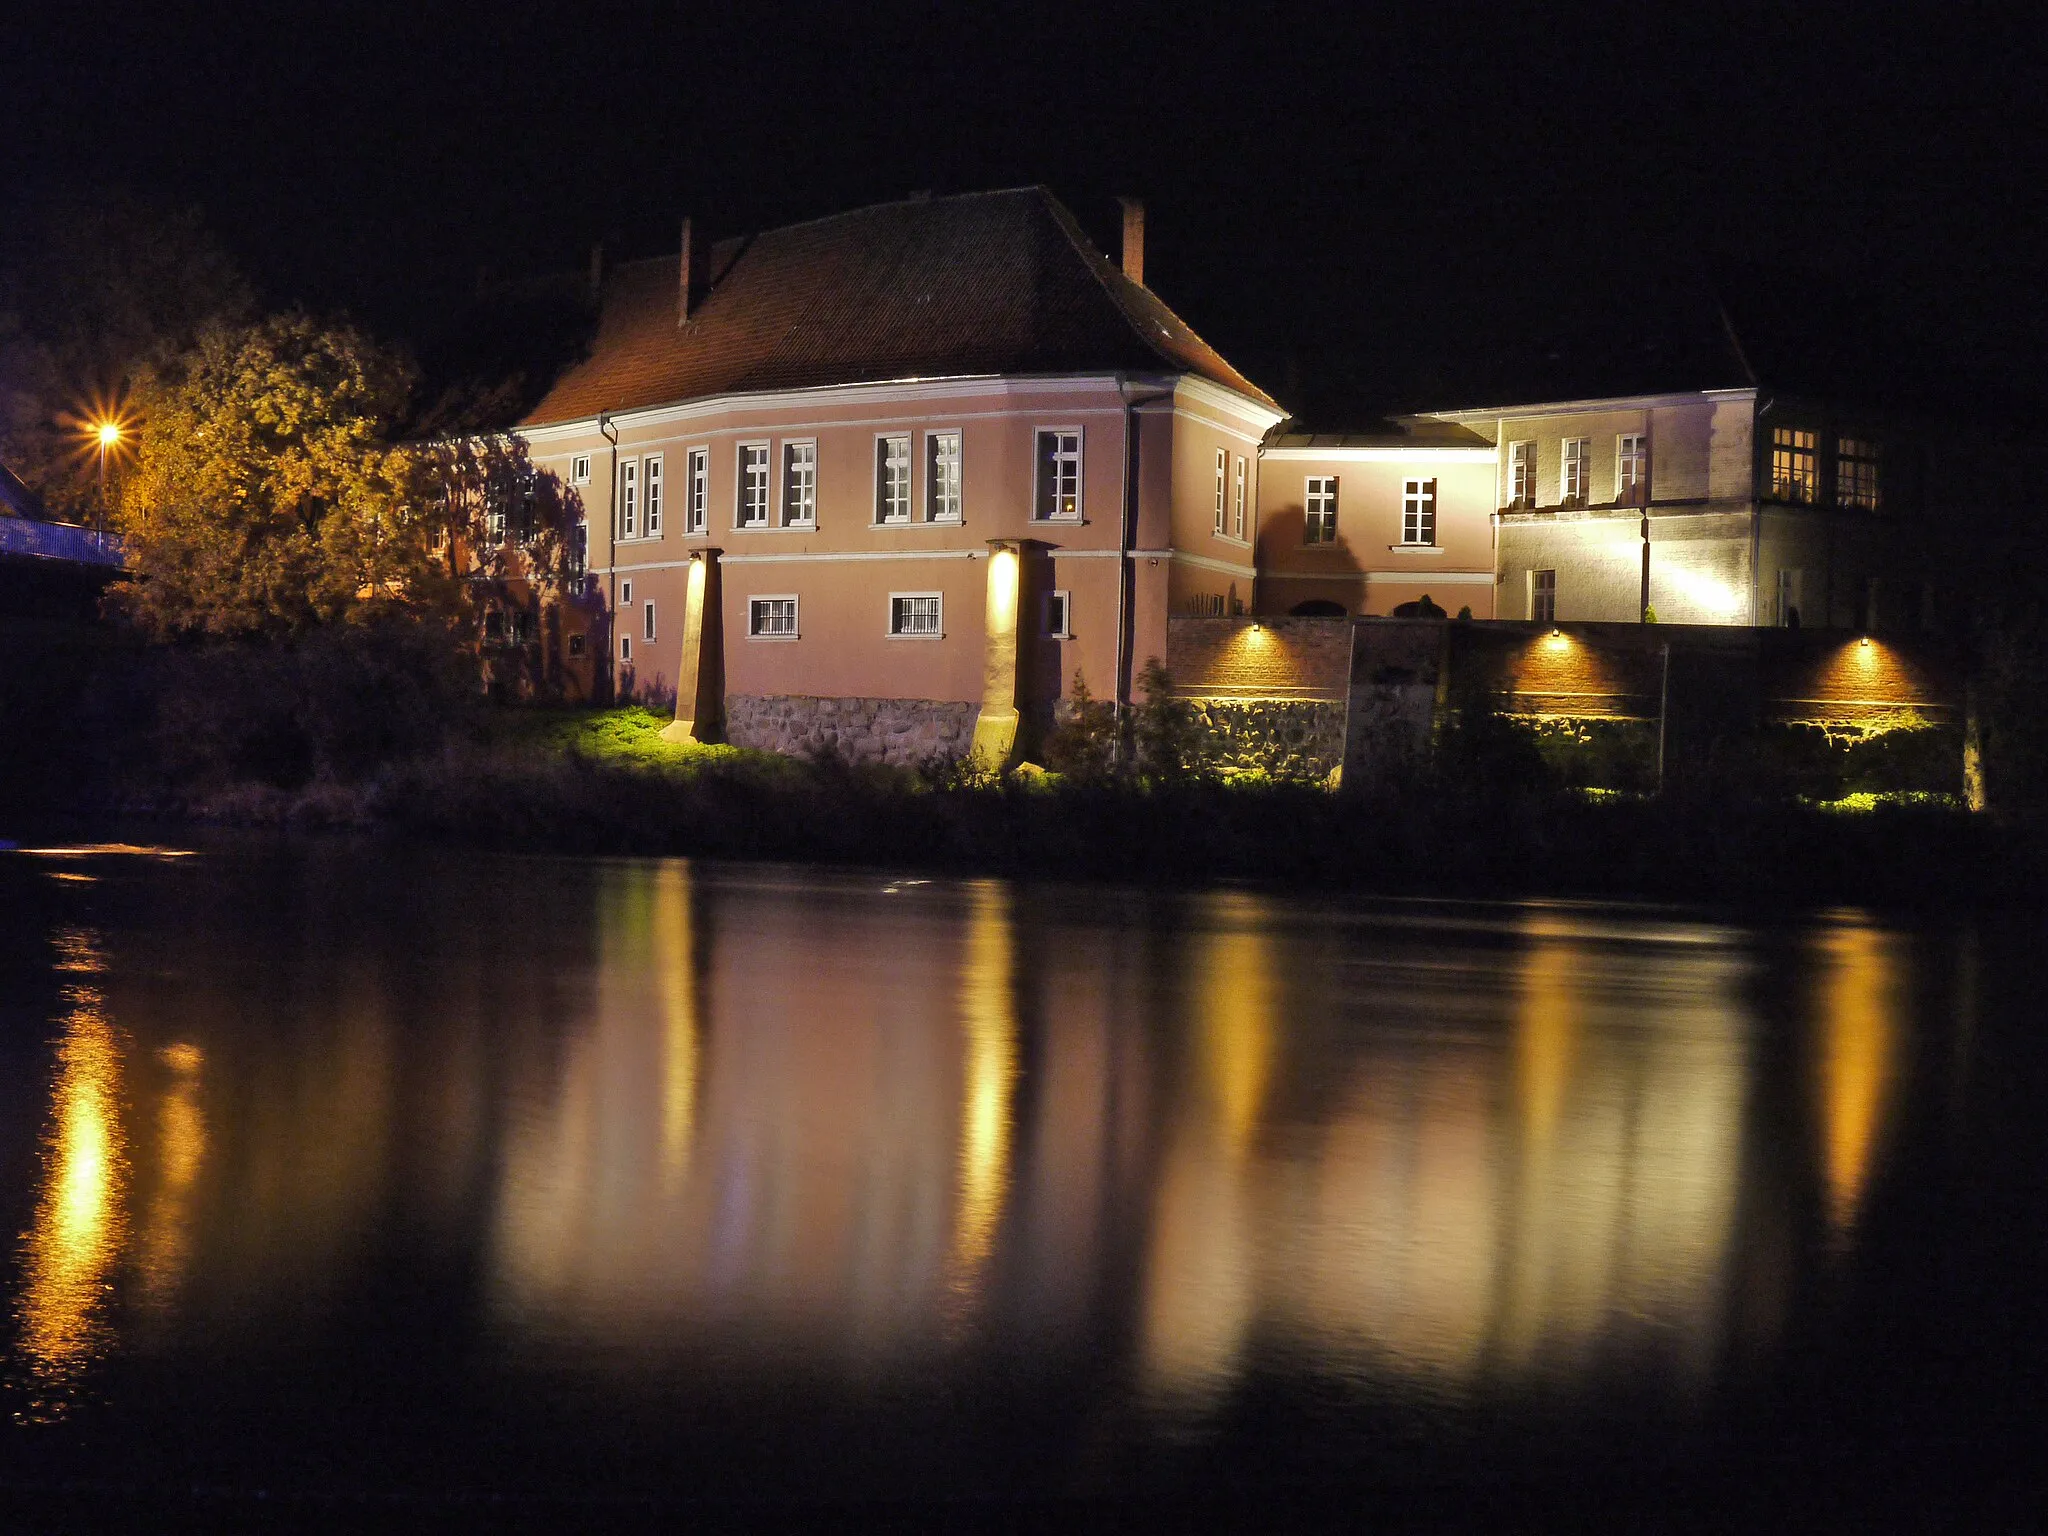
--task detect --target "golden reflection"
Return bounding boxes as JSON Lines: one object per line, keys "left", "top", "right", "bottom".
{"left": 949, "top": 881, "right": 1017, "bottom": 1291}
{"left": 16, "top": 930, "right": 127, "bottom": 1411}
{"left": 138, "top": 1044, "right": 207, "bottom": 1310}
{"left": 652, "top": 864, "right": 700, "bottom": 1185}
{"left": 1140, "top": 895, "right": 1277, "bottom": 1407}
{"left": 1812, "top": 918, "right": 1904, "bottom": 1240}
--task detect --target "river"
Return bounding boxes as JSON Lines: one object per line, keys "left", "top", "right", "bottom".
{"left": 0, "top": 842, "right": 2041, "bottom": 1525}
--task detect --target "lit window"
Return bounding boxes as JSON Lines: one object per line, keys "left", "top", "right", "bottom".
{"left": 1402, "top": 478, "right": 1437, "bottom": 545}
{"left": 1771, "top": 428, "right": 1818, "bottom": 503}
{"left": 1045, "top": 589, "right": 1072, "bottom": 638}
{"left": 643, "top": 454, "right": 663, "bottom": 535}
{"left": 749, "top": 595, "right": 798, "bottom": 638}
{"left": 1617, "top": 434, "right": 1648, "bottom": 501}
{"left": 685, "top": 447, "right": 709, "bottom": 534}
{"left": 1531, "top": 569, "right": 1556, "bottom": 623}
{"left": 618, "top": 458, "right": 638, "bottom": 538}
{"left": 1233, "top": 456, "right": 1248, "bottom": 540}
{"left": 1561, "top": 438, "right": 1589, "bottom": 505}
{"left": 783, "top": 440, "right": 817, "bottom": 526}
{"left": 889, "top": 593, "right": 943, "bottom": 637}
{"left": 1508, "top": 440, "right": 1534, "bottom": 509}
{"left": 1035, "top": 430, "right": 1082, "bottom": 520}
{"left": 927, "top": 431, "right": 963, "bottom": 522}
{"left": 570, "top": 454, "right": 591, "bottom": 485}
{"left": 737, "top": 444, "right": 770, "bottom": 527}
{"left": 1214, "top": 448, "right": 1228, "bottom": 534}
{"left": 644, "top": 601, "right": 656, "bottom": 641}
{"left": 1304, "top": 475, "right": 1338, "bottom": 544}
{"left": 875, "top": 435, "right": 911, "bottom": 524}
{"left": 1837, "top": 438, "right": 1881, "bottom": 510}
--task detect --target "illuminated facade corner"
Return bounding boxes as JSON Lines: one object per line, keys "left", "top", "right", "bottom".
{"left": 660, "top": 548, "right": 723, "bottom": 743}
{"left": 968, "top": 541, "right": 1024, "bottom": 771}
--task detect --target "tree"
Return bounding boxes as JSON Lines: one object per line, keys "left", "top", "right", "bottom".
{"left": 0, "top": 190, "right": 253, "bottom": 520}
{"left": 114, "top": 313, "right": 430, "bottom": 638}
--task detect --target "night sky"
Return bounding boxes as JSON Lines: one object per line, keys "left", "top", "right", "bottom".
{"left": 8, "top": 1, "right": 2041, "bottom": 423}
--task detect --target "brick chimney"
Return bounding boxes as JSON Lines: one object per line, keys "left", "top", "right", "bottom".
{"left": 588, "top": 243, "right": 604, "bottom": 306}
{"left": 1118, "top": 197, "right": 1145, "bottom": 286}
{"left": 678, "top": 218, "right": 693, "bottom": 325}
{"left": 678, "top": 217, "right": 711, "bottom": 324}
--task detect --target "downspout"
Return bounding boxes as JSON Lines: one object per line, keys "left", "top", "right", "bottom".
{"left": 599, "top": 410, "right": 619, "bottom": 699}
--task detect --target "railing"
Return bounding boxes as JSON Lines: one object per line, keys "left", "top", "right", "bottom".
{"left": 0, "top": 517, "right": 126, "bottom": 568}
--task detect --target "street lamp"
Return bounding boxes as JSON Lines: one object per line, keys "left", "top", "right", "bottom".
{"left": 90, "top": 420, "right": 123, "bottom": 543}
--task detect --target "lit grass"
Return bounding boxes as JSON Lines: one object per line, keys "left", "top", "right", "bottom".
{"left": 482, "top": 706, "right": 753, "bottom": 770}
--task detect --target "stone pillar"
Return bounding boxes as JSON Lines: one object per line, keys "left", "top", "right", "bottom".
{"left": 660, "top": 549, "right": 724, "bottom": 744}
{"left": 969, "top": 541, "right": 1023, "bottom": 770}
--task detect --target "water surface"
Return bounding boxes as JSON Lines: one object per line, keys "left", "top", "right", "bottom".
{"left": 0, "top": 843, "right": 2040, "bottom": 1523}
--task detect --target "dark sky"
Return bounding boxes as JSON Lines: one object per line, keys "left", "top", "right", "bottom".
{"left": 8, "top": 1, "right": 2042, "bottom": 422}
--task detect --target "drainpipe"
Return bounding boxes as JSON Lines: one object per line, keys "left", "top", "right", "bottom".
{"left": 599, "top": 410, "right": 619, "bottom": 700}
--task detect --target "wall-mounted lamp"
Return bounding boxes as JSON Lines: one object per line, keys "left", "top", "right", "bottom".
{"left": 1859, "top": 636, "right": 1872, "bottom": 648}
{"left": 1250, "top": 621, "right": 1262, "bottom": 633}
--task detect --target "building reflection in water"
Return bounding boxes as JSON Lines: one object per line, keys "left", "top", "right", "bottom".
{"left": 137, "top": 1043, "right": 207, "bottom": 1313}
{"left": 14, "top": 929, "right": 127, "bottom": 1417}
{"left": 480, "top": 869, "right": 1913, "bottom": 1414}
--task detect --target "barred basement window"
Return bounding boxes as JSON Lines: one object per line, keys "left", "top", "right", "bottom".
{"left": 889, "top": 593, "right": 943, "bottom": 637}
{"left": 685, "top": 447, "right": 709, "bottom": 534}
{"left": 1035, "top": 429, "right": 1082, "bottom": 520}
{"left": 927, "top": 431, "right": 963, "bottom": 522}
{"left": 1402, "top": 478, "right": 1437, "bottom": 545}
{"left": 1772, "top": 428, "right": 1818, "bottom": 503}
{"left": 617, "top": 458, "right": 638, "bottom": 537}
{"left": 875, "top": 435, "right": 911, "bottom": 524}
{"left": 737, "top": 443, "right": 770, "bottom": 527}
{"left": 1837, "top": 438, "right": 1881, "bottom": 510}
{"left": 1531, "top": 568, "right": 1557, "bottom": 624}
{"left": 1508, "top": 440, "right": 1534, "bottom": 509}
{"left": 783, "top": 440, "right": 817, "bottom": 526}
{"left": 749, "top": 596, "right": 798, "bottom": 638}
{"left": 1304, "top": 475, "right": 1338, "bottom": 544}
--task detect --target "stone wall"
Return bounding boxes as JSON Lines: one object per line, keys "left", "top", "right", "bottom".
{"left": 1164, "top": 616, "right": 1352, "bottom": 700}
{"left": 1187, "top": 699, "right": 1346, "bottom": 781}
{"left": 724, "top": 695, "right": 979, "bottom": 766}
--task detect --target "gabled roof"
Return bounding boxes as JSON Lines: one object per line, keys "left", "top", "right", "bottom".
{"left": 522, "top": 187, "right": 1280, "bottom": 427}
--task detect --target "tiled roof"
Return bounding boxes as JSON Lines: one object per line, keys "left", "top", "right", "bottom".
{"left": 1271, "top": 422, "right": 1492, "bottom": 450}
{"left": 522, "top": 188, "right": 1279, "bottom": 427}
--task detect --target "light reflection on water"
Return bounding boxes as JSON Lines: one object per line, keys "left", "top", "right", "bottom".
{"left": 2, "top": 853, "right": 1927, "bottom": 1479}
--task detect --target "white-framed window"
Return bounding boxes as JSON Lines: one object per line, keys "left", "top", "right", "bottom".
{"left": 1531, "top": 568, "right": 1557, "bottom": 623}
{"left": 619, "top": 578, "right": 632, "bottom": 605}
{"left": 875, "top": 434, "right": 911, "bottom": 524}
{"left": 570, "top": 453, "right": 591, "bottom": 486}
{"left": 617, "top": 457, "right": 638, "bottom": 537}
{"left": 1561, "top": 438, "right": 1589, "bottom": 505}
{"left": 1045, "top": 589, "right": 1072, "bottom": 638}
{"left": 568, "top": 521, "right": 588, "bottom": 576}
{"left": 748, "top": 595, "right": 799, "bottom": 639}
{"left": 1401, "top": 478, "right": 1437, "bottom": 545}
{"left": 1771, "top": 428, "right": 1818, "bottom": 503}
{"left": 737, "top": 443, "right": 770, "bottom": 527}
{"left": 1508, "top": 440, "right": 1534, "bottom": 508}
{"left": 1837, "top": 437, "right": 1881, "bottom": 510}
{"left": 620, "top": 633, "right": 633, "bottom": 662}
{"left": 1034, "top": 429, "right": 1082, "bottom": 520}
{"left": 1617, "top": 434, "right": 1648, "bottom": 501}
{"left": 644, "top": 601, "right": 657, "bottom": 642}
{"left": 488, "top": 493, "right": 507, "bottom": 542}
{"left": 1214, "top": 448, "right": 1228, "bottom": 534}
{"left": 685, "top": 447, "right": 709, "bottom": 534}
{"left": 888, "top": 592, "right": 944, "bottom": 637}
{"left": 1304, "top": 475, "right": 1338, "bottom": 544}
{"left": 1233, "top": 456, "right": 1248, "bottom": 540}
{"left": 926, "top": 430, "right": 962, "bottom": 523}
{"left": 644, "top": 454, "right": 664, "bottom": 535}
{"left": 782, "top": 440, "right": 817, "bottom": 527}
